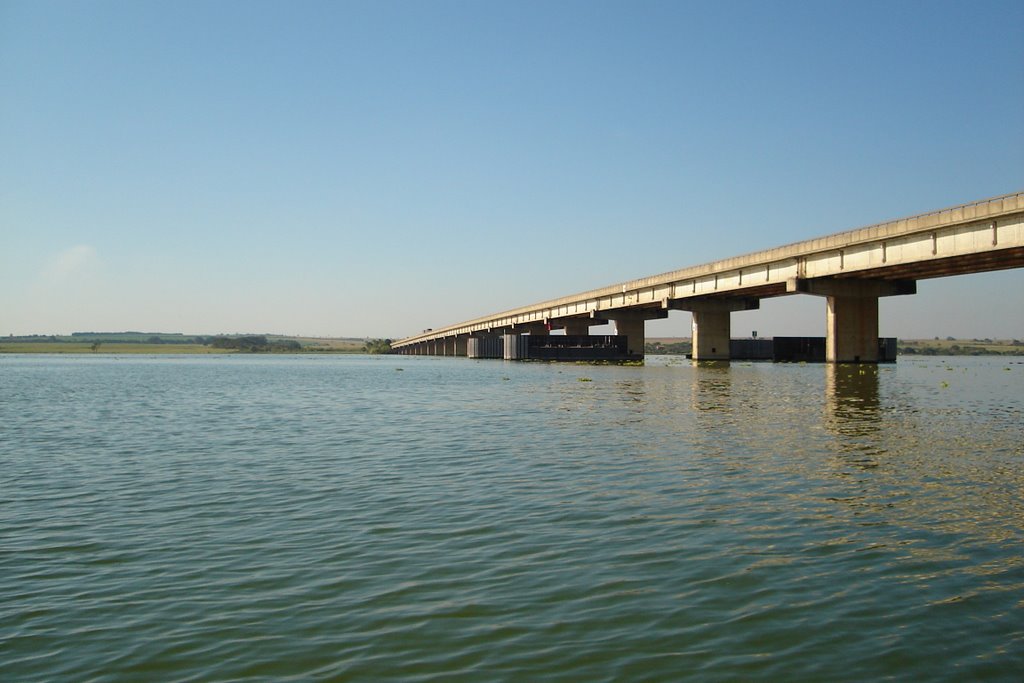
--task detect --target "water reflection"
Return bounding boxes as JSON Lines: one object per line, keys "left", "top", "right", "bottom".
{"left": 691, "top": 362, "right": 732, "bottom": 413}
{"left": 5, "top": 355, "right": 1024, "bottom": 682}
{"left": 824, "top": 364, "right": 881, "bottom": 436}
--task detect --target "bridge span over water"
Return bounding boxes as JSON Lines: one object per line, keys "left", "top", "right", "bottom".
{"left": 393, "top": 192, "right": 1024, "bottom": 363}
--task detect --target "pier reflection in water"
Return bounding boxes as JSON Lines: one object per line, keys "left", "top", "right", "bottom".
{"left": 826, "top": 362, "right": 881, "bottom": 427}
{"left": 824, "top": 363, "right": 884, "bottom": 469}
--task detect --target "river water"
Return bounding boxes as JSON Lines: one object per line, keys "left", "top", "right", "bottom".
{"left": 2, "top": 353, "right": 1022, "bottom": 681}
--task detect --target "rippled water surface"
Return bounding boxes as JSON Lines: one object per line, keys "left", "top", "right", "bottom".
{"left": 2, "top": 354, "right": 1023, "bottom": 681}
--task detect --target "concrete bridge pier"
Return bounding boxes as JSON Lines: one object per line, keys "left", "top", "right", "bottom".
{"left": 607, "top": 309, "right": 668, "bottom": 358}
{"left": 789, "top": 278, "right": 916, "bottom": 363}
{"left": 667, "top": 297, "right": 760, "bottom": 361}
{"left": 691, "top": 310, "right": 730, "bottom": 361}
{"left": 827, "top": 297, "right": 877, "bottom": 363}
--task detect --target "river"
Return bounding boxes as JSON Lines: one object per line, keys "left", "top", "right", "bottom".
{"left": 2, "top": 354, "right": 1022, "bottom": 680}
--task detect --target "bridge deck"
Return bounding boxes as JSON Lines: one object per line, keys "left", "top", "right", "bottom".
{"left": 394, "top": 192, "right": 1024, "bottom": 348}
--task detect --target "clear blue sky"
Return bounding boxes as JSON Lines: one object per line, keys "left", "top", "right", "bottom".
{"left": 2, "top": 0, "right": 1022, "bottom": 339}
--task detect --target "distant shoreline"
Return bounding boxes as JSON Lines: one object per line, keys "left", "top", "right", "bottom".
{"left": 0, "top": 342, "right": 365, "bottom": 355}
{"left": 0, "top": 333, "right": 371, "bottom": 355}
{"left": 2, "top": 337, "right": 1021, "bottom": 357}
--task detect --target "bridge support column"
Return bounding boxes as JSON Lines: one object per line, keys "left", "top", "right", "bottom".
{"left": 667, "top": 297, "right": 760, "bottom": 361}
{"left": 826, "top": 296, "right": 878, "bottom": 363}
{"left": 788, "top": 278, "right": 915, "bottom": 363}
{"left": 614, "top": 318, "right": 645, "bottom": 357}
{"left": 691, "top": 310, "right": 731, "bottom": 361}
{"left": 455, "top": 336, "right": 468, "bottom": 357}
{"left": 607, "top": 310, "right": 667, "bottom": 359}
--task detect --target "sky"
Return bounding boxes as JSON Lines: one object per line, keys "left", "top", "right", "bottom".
{"left": 2, "top": 0, "right": 1022, "bottom": 340}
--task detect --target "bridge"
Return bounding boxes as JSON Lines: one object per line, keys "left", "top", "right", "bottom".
{"left": 392, "top": 192, "right": 1024, "bottom": 363}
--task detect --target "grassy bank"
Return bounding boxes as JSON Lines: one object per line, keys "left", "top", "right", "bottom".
{"left": 898, "top": 338, "right": 1023, "bottom": 356}
{"left": 0, "top": 332, "right": 373, "bottom": 355}
{"left": 0, "top": 343, "right": 232, "bottom": 354}
{"left": 288, "top": 337, "right": 366, "bottom": 353}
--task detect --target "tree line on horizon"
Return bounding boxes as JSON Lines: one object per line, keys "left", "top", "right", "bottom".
{"left": 8, "top": 333, "right": 210, "bottom": 344}
{"left": 209, "top": 336, "right": 301, "bottom": 352}
{"left": 362, "top": 339, "right": 392, "bottom": 354}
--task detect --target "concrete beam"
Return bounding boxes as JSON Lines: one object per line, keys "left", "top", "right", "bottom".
{"left": 602, "top": 308, "right": 668, "bottom": 322}
{"left": 560, "top": 320, "right": 591, "bottom": 336}
{"left": 512, "top": 322, "right": 549, "bottom": 335}
{"left": 666, "top": 296, "right": 760, "bottom": 313}
{"left": 787, "top": 277, "right": 916, "bottom": 298}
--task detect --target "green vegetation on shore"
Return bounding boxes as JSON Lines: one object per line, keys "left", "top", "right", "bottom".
{"left": 897, "top": 338, "right": 1023, "bottom": 356}
{"left": 645, "top": 339, "right": 692, "bottom": 355}
{"left": 0, "top": 342, "right": 228, "bottom": 354}
{"left": 362, "top": 339, "right": 392, "bottom": 354}
{"left": 1, "top": 332, "right": 371, "bottom": 354}
{"left": 209, "top": 335, "right": 300, "bottom": 352}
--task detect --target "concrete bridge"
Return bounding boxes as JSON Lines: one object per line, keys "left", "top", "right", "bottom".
{"left": 392, "top": 192, "right": 1024, "bottom": 363}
